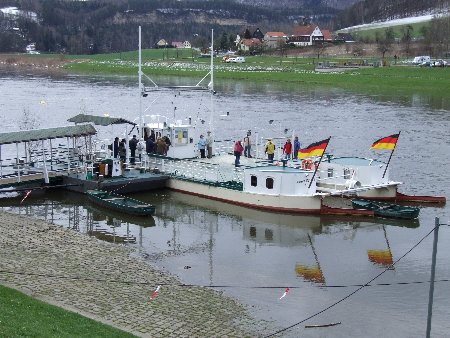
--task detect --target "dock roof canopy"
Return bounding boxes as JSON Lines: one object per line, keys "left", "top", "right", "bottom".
{"left": 0, "top": 124, "right": 97, "bottom": 145}
{"left": 68, "top": 114, "right": 136, "bottom": 126}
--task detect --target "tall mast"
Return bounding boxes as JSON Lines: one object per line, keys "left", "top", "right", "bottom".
{"left": 209, "top": 29, "right": 214, "bottom": 133}
{"left": 138, "top": 26, "right": 143, "bottom": 138}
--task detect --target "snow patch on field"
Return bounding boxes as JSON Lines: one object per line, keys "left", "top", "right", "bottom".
{"left": 338, "top": 11, "right": 449, "bottom": 33}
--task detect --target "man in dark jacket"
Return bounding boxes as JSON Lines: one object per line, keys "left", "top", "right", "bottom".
{"left": 112, "top": 137, "right": 119, "bottom": 158}
{"left": 146, "top": 137, "right": 154, "bottom": 154}
{"left": 129, "top": 135, "right": 138, "bottom": 164}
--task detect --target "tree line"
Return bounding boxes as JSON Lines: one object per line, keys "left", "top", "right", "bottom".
{"left": 0, "top": 0, "right": 336, "bottom": 54}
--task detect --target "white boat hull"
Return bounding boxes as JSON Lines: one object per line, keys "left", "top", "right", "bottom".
{"left": 167, "top": 178, "right": 323, "bottom": 214}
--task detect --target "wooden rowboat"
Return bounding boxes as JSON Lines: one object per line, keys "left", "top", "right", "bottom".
{"left": 351, "top": 199, "right": 420, "bottom": 219}
{"left": 87, "top": 189, "right": 155, "bottom": 216}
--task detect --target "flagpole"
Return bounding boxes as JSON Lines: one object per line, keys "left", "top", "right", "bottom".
{"left": 382, "top": 131, "right": 400, "bottom": 178}
{"left": 308, "top": 136, "right": 331, "bottom": 189}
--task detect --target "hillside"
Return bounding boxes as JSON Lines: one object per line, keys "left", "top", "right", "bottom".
{"left": 0, "top": 0, "right": 448, "bottom": 55}
{"left": 332, "top": 0, "right": 448, "bottom": 29}
{"left": 0, "top": 0, "right": 341, "bottom": 54}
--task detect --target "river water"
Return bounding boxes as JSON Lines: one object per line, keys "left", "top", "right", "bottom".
{"left": 0, "top": 69, "right": 449, "bottom": 337}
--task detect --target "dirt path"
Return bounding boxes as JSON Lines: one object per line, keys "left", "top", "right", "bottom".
{"left": 0, "top": 211, "right": 260, "bottom": 337}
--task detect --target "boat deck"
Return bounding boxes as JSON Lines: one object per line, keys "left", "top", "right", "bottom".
{"left": 62, "top": 168, "right": 169, "bottom": 194}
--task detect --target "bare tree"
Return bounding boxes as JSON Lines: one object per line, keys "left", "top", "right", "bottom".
{"left": 401, "top": 25, "right": 413, "bottom": 58}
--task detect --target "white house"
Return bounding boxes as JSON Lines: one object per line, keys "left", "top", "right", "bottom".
{"left": 288, "top": 25, "right": 324, "bottom": 46}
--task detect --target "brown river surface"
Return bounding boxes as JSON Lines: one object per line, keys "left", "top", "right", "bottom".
{"left": 0, "top": 69, "right": 449, "bottom": 337}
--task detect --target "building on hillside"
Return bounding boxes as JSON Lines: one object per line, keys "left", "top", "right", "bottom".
{"left": 263, "top": 32, "right": 287, "bottom": 49}
{"left": 171, "top": 41, "right": 192, "bottom": 49}
{"left": 236, "top": 27, "right": 264, "bottom": 42}
{"left": 237, "top": 38, "right": 263, "bottom": 53}
{"left": 155, "top": 39, "right": 168, "bottom": 48}
{"left": 321, "top": 30, "right": 333, "bottom": 42}
{"left": 335, "top": 33, "right": 355, "bottom": 42}
{"left": 26, "top": 43, "right": 39, "bottom": 54}
{"left": 288, "top": 25, "right": 324, "bottom": 46}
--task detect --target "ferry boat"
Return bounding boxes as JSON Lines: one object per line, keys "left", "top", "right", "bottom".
{"left": 140, "top": 124, "right": 401, "bottom": 215}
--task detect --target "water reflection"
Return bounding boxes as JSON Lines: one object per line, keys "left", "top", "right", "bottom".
{"left": 367, "top": 225, "right": 394, "bottom": 269}
{"left": 0, "top": 190, "right": 155, "bottom": 244}
{"left": 295, "top": 233, "right": 325, "bottom": 284}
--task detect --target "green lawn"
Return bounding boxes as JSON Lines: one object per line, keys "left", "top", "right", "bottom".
{"left": 0, "top": 284, "right": 136, "bottom": 337}
{"left": 3, "top": 50, "right": 448, "bottom": 95}
{"left": 62, "top": 52, "right": 449, "bottom": 96}
{"left": 351, "top": 21, "right": 429, "bottom": 41}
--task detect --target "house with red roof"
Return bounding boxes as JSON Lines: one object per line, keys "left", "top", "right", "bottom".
{"left": 237, "top": 38, "right": 263, "bottom": 53}
{"left": 321, "top": 30, "right": 333, "bottom": 42}
{"left": 263, "top": 32, "right": 287, "bottom": 49}
{"left": 288, "top": 25, "right": 324, "bottom": 46}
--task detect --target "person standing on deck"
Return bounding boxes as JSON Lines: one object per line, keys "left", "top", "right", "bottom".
{"left": 243, "top": 131, "right": 252, "bottom": 158}
{"left": 146, "top": 137, "right": 154, "bottom": 154}
{"left": 150, "top": 130, "right": 156, "bottom": 142}
{"left": 264, "top": 138, "right": 275, "bottom": 163}
{"left": 111, "top": 137, "right": 119, "bottom": 158}
{"left": 129, "top": 135, "right": 138, "bottom": 164}
{"left": 119, "top": 138, "right": 126, "bottom": 164}
{"left": 206, "top": 131, "right": 213, "bottom": 158}
{"left": 163, "top": 136, "right": 171, "bottom": 155}
{"left": 156, "top": 137, "right": 167, "bottom": 155}
{"left": 198, "top": 134, "right": 206, "bottom": 158}
{"left": 283, "top": 138, "right": 292, "bottom": 160}
{"left": 234, "top": 139, "right": 244, "bottom": 167}
{"left": 293, "top": 136, "right": 301, "bottom": 160}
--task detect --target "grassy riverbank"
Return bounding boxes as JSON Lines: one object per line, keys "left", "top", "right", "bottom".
{"left": 0, "top": 284, "right": 135, "bottom": 337}
{"left": 64, "top": 54, "right": 449, "bottom": 95}
{"left": 1, "top": 52, "right": 449, "bottom": 95}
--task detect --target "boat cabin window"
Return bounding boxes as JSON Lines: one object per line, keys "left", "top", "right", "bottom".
{"left": 174, "top": 128, "right": 189, "bottom": 145}
{"left": 251, "top": 175, "right": 257, "bottom": 187}
{"left": 266, "top": 177, "right": 274, "bottom": 189}
{"left": 344, "top": 168, "right": 351, "bottom": 179}
{"left": 327, "top": 168, "right": 333, "bottom": 178}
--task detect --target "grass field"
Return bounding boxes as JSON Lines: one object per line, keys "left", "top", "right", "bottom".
{"left": 351, "top": 21, "right": 428, "bottom": 41}
{"left": 62, "top": 50, "right": 449, "bottom": 95}
{"left": 0, "top": 284, "right": 136, "bottom": 337}
{"left": 1, "top": 50, "right": 447, "bottom": 95}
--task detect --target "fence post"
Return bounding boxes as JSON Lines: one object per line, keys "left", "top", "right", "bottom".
{"left": 426, "top": 217, "right": 440, "bottom": 338}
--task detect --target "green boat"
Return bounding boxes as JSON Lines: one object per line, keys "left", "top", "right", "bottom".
{"left": 87, "top": 190, "right": 155, "bottom": 216}
{"left": 351, "top": 199, "right": 420, "bottom": 219}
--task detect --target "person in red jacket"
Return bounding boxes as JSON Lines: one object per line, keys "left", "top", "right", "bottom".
{"left": 234, "top": 139, "right": 244, "bottom": 167}
{"left": 283, "top": 138, "right": 292, "bottom": 160}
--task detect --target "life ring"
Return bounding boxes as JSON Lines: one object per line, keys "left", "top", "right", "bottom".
{"left": 302, "top": 159, "right": 313, "bottom": 170}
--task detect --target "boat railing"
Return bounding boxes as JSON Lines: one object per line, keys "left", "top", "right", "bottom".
{"left": 0, "top": 148, "right": 95, "bottom": 183}
{"left": 164, "top": 158, "right": 244, "bottom": 184}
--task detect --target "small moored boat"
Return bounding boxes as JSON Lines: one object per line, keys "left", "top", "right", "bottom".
{"left": 351, "top": 199, "right": 420, "bottom": 219}
{"left": 87, "top": 190, "right": 155, "bottom": 216}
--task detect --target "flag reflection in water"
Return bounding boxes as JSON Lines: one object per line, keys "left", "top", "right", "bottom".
{"left": 295, "top": 264, "right": 325, "bottom": 284}
{"left": 367, "top": 225, "right": 394, "bottom": 269}
{"left": 295, "top": 233, "right": 325, "bottom": 284}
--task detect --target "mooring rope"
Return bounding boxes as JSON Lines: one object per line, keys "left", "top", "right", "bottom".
{"left": 0, "top": 269, "right": 448, "bottom": 289}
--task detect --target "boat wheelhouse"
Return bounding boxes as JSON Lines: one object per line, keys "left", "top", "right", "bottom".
{"left": 315, "top": 156, "right": 401, "bottom": 200}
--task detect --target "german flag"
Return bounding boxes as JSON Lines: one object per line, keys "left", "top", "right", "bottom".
{"left": 370, "top": 134, "right": 399, "bottom": 150}
{"left": 298, "top": 138, "right": 329, "bottom": 159}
